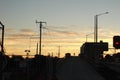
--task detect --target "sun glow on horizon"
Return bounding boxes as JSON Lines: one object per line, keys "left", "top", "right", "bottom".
{"left": 1, "top": 26, "right": 115, "bottom": 58}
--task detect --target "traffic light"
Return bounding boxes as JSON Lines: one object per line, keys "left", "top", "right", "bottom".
{"left": 113, "top": 36, "right": 120, "bottom": 49}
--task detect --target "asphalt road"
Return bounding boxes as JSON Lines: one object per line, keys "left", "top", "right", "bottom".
{"left": 56, "top": 57, "right": 105, "bottom": 80}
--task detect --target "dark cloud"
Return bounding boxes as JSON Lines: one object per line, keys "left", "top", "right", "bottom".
{"left": 5, "top": 28, "right": 16, "bottom": 33}
{"left": 20, "top": 29, "right": 33, "bottom": 33}
{"left": 4, "top": 28, "right": 36, "bottom": 40}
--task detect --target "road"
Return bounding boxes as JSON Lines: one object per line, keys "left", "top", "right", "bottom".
{"left": 56, "top": 57, "right": 105, "bottom": 80}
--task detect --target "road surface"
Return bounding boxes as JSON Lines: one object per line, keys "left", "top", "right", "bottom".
{"left": 56, "top": 57, "right": 105, "bottom": 80}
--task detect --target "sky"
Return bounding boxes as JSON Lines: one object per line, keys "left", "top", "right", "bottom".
{"left": 0, "top": 0, "right": 120, "bottom": 57}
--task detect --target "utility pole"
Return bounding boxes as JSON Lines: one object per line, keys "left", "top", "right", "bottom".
{"left": 36, "top": 20, "right": 46, "bottom": 55}
{"left": 94, "top": 15, "right": 98, "bottom": 43}
{"left": 58, "top": 45, "right": 61, "bottom": 58}
{"left": 0, "top": 21, "right": 4, "bottom": 54}
{"left": 36, "top": 43, "right": 38, "bottom": 54}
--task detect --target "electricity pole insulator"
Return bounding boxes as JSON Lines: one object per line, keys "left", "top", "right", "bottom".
{"left": 36, "top": 20, "right": 46, "bottom": 55}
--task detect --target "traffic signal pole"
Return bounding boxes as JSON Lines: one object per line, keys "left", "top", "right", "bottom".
{"left": 113, "top": 36, "right": 120, "bottom": 49}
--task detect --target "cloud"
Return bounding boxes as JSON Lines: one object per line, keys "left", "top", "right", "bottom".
{"left": 5, "top": 28, "right": 15, "bottom": 32}
{"left": 99, "top": 28, "right": 117, "bottom": 39}
{"left": 4, "top": 28, "right": 39, "bottom": 49}
{"left": 20, "top": 29, "right": 35, "bottom": 34}
{"left": 3, "top": 26, "right": 115, "bottom": 55}
{"left": 43, "top": 27, "right": 80, "bottom": 38}
{"left": 43, "top": 31, "right": 79, "bottom": 37}
{"left": 5, "top": 28, "right": 38, "bottom": 38}
{"left": 4, "top": 27, "right": 114, "bottom": 45}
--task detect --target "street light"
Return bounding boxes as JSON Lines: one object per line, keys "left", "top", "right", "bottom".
{"left": 86, "top": 32, "right": 94, "bottom": 42}
{"left": 94, "top": 12, "right": 109, "bottom": 43}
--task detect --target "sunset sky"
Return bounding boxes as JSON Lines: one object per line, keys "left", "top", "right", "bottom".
{"left": 0, "top": 0, "right": 120, "bottom": 57}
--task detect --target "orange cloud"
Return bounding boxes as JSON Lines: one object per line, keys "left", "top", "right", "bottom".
{"left": 3, "top": 27, "right": 115, "bottom": 57}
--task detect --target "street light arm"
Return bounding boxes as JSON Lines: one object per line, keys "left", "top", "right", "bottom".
{"left": 86, "top": 32, "right": 94, "bottom": 36}
{"left": 96, "top": 12, "right": 109, "bottom": 16}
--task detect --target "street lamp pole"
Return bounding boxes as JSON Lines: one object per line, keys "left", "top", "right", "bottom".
{"left": 86, "top": 33, "right": 94, "bottom": 42}
{"left": 94, "top": 12, "right": 109, "bottom": 43}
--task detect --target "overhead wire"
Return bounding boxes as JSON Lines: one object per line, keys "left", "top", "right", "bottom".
{"left": 42, "top": 26, "right": 83, "bottom": 46}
